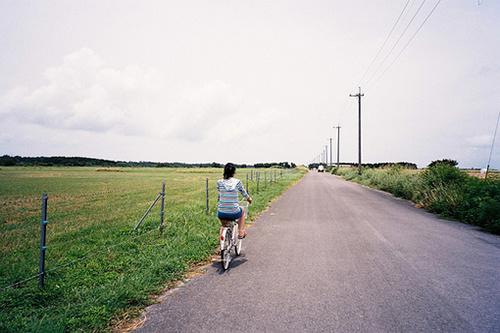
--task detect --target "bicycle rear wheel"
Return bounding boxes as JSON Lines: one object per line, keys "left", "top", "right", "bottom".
{"left": 221, "top": 228, "right": 232, "bottom": 270}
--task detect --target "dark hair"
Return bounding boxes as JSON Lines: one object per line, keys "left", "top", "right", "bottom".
{"left": 223, "top": 163, "right": 236, "bottom": 179}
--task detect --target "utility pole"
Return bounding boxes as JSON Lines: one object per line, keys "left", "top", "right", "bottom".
{"left": 333, "top": 125, "right": 341, "bottom": 168}
{"left": 329, "top": 138, "right": 333, "bottom": 167}
{"left": 485, "top": 111, "right": 500, "bottom": 179}
{"left": 325, "top": 145, "right": 328, "bottom": 166}
{"left": 350, "top": 87, "right": 364, "bottom": 174}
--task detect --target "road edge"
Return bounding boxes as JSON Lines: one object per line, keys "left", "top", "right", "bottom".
{"left": 111, "top": 170, "right": 307, "bottom": 332}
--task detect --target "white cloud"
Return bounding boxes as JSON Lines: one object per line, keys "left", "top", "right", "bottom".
{"left": 167, "top": 80, "right": 243, "bottom": 141}
{"left": 0, "top": 48, "right": 278, "bottom": 146}
{"left": 168, "top": 80, "right": 282, "bottom": 143}
{"left": 0, "top": 48, "right": 163, "bottom": 135}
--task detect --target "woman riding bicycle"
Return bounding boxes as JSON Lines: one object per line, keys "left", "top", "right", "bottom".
{"left": 217, "top": 163, "right": 252, "bottom": 239}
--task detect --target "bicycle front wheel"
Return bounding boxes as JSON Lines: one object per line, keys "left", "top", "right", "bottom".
{"left": 235, "top": 237, "right": 242, "bottom": 256}
{"left": 221, "top": 229, "right": 232, "bottom": 270}
{"left": 232, "top": 223, "right": 242, "bottom": 256}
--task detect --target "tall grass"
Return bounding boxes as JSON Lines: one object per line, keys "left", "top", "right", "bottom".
{"left": 333, "top": 166, "right": 418, "bottom": 201}
{"left": 333, "top": 165, "right": 500, "bottom": 234}
{"left": 0, "top": 167, "right": 305, "bottom": 332}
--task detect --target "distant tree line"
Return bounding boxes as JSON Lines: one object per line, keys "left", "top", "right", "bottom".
{"left": 308, "top": 162, "right": 417, "bottom": 169}
{"left": 253, "top": 162, "right": 296, "bottom": 169}
{"left": 0, "top": 155, "right": 121, "bottom": 167}
{"left": 0, "top": 155, "right": 297, "bottom": 168}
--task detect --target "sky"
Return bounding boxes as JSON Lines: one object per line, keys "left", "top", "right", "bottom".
{"left": 0, "top": 0, "right": 499, "bottom": 168}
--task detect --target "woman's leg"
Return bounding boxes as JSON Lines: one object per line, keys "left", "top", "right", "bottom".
{"left": 219, "top": 219, "right": 236, "bottom": 238}
{"left": 237, "top": 208, "right": 246, "bottom": 237}
{"left": 219, "top": 219, "right": 227, "bottom": 238}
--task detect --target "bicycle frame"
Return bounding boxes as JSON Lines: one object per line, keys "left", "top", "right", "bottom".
{"left": 220, "top": 221, "right": 238, "bottom": 252}
{"left": 220, "top": 202, "right": 248, "bottom": 270}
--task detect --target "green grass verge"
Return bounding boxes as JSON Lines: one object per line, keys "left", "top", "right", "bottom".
{"left": 0, "top": 167, "right": 305, "bottom": 332}
{"left": 331, "top": 165, "right": 500, "bottom": 234}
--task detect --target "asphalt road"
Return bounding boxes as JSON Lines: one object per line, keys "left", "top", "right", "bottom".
{"left": 136, "top": 171, "right": 500, "bottom": 333}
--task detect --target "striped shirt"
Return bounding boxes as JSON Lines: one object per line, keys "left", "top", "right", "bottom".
{"left": 217, "top": 178, "right": 249, "bottom": 214}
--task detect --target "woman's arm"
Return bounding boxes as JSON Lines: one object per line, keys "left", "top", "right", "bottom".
{"left": 236, "top": 180, "right": 251, "bottom": 203}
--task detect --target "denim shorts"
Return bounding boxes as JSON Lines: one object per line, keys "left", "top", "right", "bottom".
{"left": 217, "top": 207, "right": 243, "bottom": 221}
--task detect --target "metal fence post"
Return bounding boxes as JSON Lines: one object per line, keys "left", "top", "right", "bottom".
{"left": 251, "top": 169, "right": 253, "bottom": 181}
{"left": 264, "top": 172, "right": 267, "bottom": 186}
{"left": 255, "top": 173, "right": 259, "bottom": 193}
{"left": 39, "top": 193, "right": 48, "bottom": 289}
{"left": 159, "top": 180, "right": 165, "bottom": 232}
{"left": 205, "top": 177, "right": 209, "bottom": 214}
{"left": 246, "top": 173, "right": 249, "bottom": 195}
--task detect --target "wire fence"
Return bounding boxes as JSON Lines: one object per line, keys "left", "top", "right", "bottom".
{"left": 1, "top": 229, "right": 157, "bottom": 291}
{"left": 1, "top": 218, "right": 160, "bottom": 292}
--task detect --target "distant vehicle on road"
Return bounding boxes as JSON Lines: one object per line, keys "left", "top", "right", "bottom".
{"left": 318, "top": 165, "right": 325, "bottom": 172}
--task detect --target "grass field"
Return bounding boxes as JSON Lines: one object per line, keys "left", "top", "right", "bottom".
{"left": 0, "top": 167, "right": 305, "bottom": 332}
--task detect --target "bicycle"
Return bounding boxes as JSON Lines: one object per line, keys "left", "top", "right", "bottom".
{"left": 220, "top": 201, "right": 249, "bottom": 270}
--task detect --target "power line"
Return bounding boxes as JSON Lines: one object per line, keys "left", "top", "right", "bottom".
{"left": 359, "top": 0, "right": 413, "bottom": 86}
{"left": 364, "top": 0, "right": 428, "bottom": 87}
{"left": 368, "top": 0, "right": 443, "bottom": 89}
